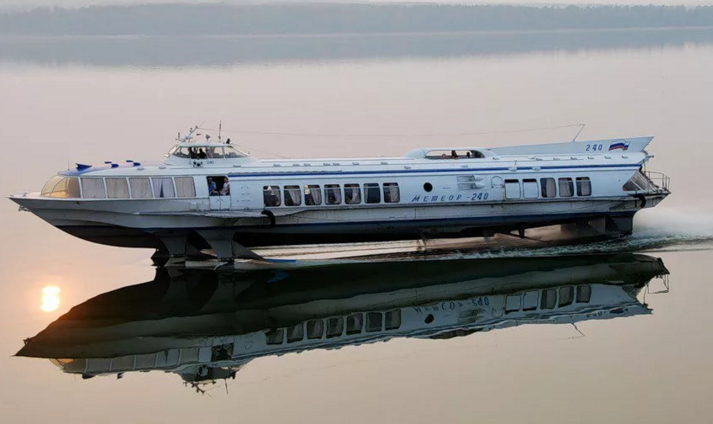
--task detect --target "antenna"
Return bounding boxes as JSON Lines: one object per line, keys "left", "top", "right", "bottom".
{"left": 571, "top": 124, "right": 586, "bottom": 142}
{"left": 218, "top": 120, "right": 222, "bottom": 141}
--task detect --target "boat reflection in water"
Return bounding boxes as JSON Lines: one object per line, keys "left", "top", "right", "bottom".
{"left": 18, "top": 253, "right": 669, "bottom": 387}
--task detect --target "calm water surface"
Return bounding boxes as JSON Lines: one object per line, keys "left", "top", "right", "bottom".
{"left": 0, "top": 32, "right": 712, "bottom": 423}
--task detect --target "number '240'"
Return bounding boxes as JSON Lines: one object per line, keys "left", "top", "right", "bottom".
{"left": 586, "top": 144, "right": 604, "bottom": 151}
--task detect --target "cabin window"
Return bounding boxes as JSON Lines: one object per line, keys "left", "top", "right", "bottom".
{"left": 286, "top": 324, "right": 304, "bottom": 343}
{"left": 81, "top": 178, "right": 107, "bottom": 199}
{"left": 45, "top": 177, "right": 80, "bottom": 198}
{"left": 559, "top": 286, "right": 574, "bottom": 307}
{"left": 41, "top": 176, "right": 64, "bottom": 196}
{"left": 263, "top": 186, "right": 281, "bottom": 207}
{"left": 265, "top": 328, "right": 285, "bottom": 345}
{"left": 522, "top": 291, "right": 539, "bottom": 311}
{"left": 346, "top": 314, "right": 363, "bottom": 335}
{"left": 558, "top": 178, "right": 574, "bottom": 198}
{"left": 541, "top": 178, "right": 556, "bottom": 198}
{"left": 175, "top": 177, "right": 196, "bottom": 198}
{"left": 152, "top": 178, "right": 175, "bottom": 198}
{"left": 504, "top": 179, "right": 521, "bottom": 199}
{"left": 540, "top": 289, "right": 557, "bottom": 310}
{"left": 364, "top": 183, "right": 381, "bottom": 204}
{"left": 345, "top": 184, "right": 361, "bottom": 204}
{"left": 170, "top": 147, "right": 191, "bottom": 158}
{"left": 325, "top": 184, "right": 342, "bottom": 205}
{"left": 305, "top": 185, "right": 322, "bottom": 205}
{"left": 106, "top": 178, "right": 130, "bottom": 199}
{"left": 425, "top": 150, "right": 482, "bottom": 159}
{"left": 576, "top": 177, "right": 592, "bottom": 196}
{"left": 306, "top": 320, "right": 324, "bottom": 339}
{"left": 505, "top": 295, "right": 522, "bottom": 313}
{"left": 383, "top": 183, "right": 400, "bottom": 203}
{"left": 284, "top": 185, "right": 302, "bottom": 206}
{"left": 576, "top": 285, "right": 592, "bottom": 303}
{"left": 326, "top": 317, "right": 344, "bottom": 338}
{"left": 522, "top": 179, "right": 539, "bottom": 199}
{"left": 129, "top": 177, "right": 152, "bottom": 199}
{"left": 385, "top": 310, "right": 401, "bottom": 330}
{"left": 366, "top": 312, "right": 383, "bottom": 333}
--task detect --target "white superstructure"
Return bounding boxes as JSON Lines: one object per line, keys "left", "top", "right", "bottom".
{"left": 8, "top": 128, "right": 670, "bottom": 261}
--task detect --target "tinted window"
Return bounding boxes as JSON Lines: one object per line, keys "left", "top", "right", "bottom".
{"left": 366, "top": 312, "right": 383, "bottom": 332}
{"left": 345, "top": 184, "right": 361, "bottom": 204}
{"left": 284, "top": 185, "right": 302, "bottom": 206}
{"left": 576, "top": 285, "right": 592, "bottom": 303}
{"left": 541, "top": 289, "right": 557, "bottom": 310}
{"left": 346, "top": 314, "right": 363, "bottom": 335}
{"left": 559, "top": 286, "right": 574, "bottom": 307}
{"left": 286, "top": 324, "right": 304, "bottom": 343}
{"left": 558, "top": 178, "right": 574, "bottom": 198}
{"left": 326, "top": 317, "right": 344, "bottom": 338}
{"left": 306, "top": 320, "right": 324, "bottom": 339}
{"left": 325, "top": 184, "right": 342, "bottom": 205}
{"left": 541, "top": 178, "right": 556, "bottom": 198}
{"left": 385, "top": 310, "right": 401, "bottom": 330}
{"left": 383, "top": 183, "right": 400, "bottom": 203}
{"left": 364, "top": 183, "right": 381, "bottom": 204}
{"left": 576, "top": 177, "right": 592, "bottom": 196}
{"left": 263, "top": 185, "right": 281, "bottom": 207}
{"left": 305, "top": 185, "right": 322, "bottom": 205}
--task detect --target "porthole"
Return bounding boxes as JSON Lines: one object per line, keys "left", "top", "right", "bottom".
{"left": 424, "top": 314, "right": 435, "bottom": 324}
{"left": 424, "top": 183, "right": 433, "bottom": 192}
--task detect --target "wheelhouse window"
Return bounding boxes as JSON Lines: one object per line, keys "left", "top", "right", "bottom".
{"left": 383, "top": 183, "right": 400, "bottom": 203}
{"left": 558, "top": 178, "right": 574, "bottom": 198}
{"left": 541, "top": 178, "right": 556, "bottom": 198}
{"left": 129, "top": 177, "right": 152, "bottom": 199}
{"left": 152, "top": 178, "right": 175, "bottom": 198}
{"left": 576, "top": 177, "right": 592, "bottom": 196}
{"left": 345, "top": 184, "right": 361, "bottom": 204}
{"left": 325, "top": 184, "right": 342, "bottom": 205}
{"left": 504, "top": 179, "right": 521, "bottom": 199}
{"left": 224, "top": 146, "right": 244, "bottom": 159}
{"left": 522, "top": 179, "right": 539, "bottom": 199}
{"left": 43, "top": 177, "right": 80, "bottom": 198}
{"left": 175, "top": 177, "right": 196, "bottom": 198}
{"left": 263, "top": 186, "right": 281, "bottom": 207}
{"left": 106, "top": 178, "right": 130, "bottom": 199}
{"left": 364, "top": 183, "right": 381, "bottom": 204}
{"left": 81, "top": 178, "right": 106, "bottom": 199}
{"left": 305, "top": 185, "right": 322, "bottom": 205}
{"left": 284, "top": 185, "right": 302, "bottom": 206}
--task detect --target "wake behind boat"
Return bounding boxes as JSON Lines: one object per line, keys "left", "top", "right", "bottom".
{"left": 8, "top": 127, "right": 670, "bottom": 262}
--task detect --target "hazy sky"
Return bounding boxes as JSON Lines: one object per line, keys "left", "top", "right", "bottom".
{"left": 0, "top": 0, "right": 710, "bottom": 11}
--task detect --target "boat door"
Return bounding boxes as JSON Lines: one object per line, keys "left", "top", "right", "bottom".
{"left": 207, "top": 176, "right": 231, "bottom": 210}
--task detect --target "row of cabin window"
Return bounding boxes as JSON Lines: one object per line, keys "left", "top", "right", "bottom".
{"left": 503, "top": 177, "right": 591, "bottom": 200}
{"left": 41, "top": 176, "right": 197, "bottom": 199}
{"left": 265, "top": 310, "right": 402, "bottom": 345}
{"left": 505, "top": 285, "right": 592, "bottom": 313}
{"left": 263, "top": 183, "right": 401, "bottom": 207}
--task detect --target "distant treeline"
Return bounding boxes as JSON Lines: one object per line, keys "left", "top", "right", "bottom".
{"left": 1, "top": 4, "right": 713, "bottom": 36}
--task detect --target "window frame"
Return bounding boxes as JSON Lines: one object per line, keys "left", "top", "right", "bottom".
{"left": 263, "top": 185, "right": 282, "bottom": 207}
{"left": 80, "top": 178, "right": 107, "bottom": 199}
{"left": 522, "top": 178, "right": 539, "bottom": 199}
{"left": 344, "top": 184, "right": 362, "bottom": 205}
{"left": 540, "top": 178, "right": 556, "bottom": 198}
{"left": 325, "top": 184, "right": 342, "bottom": 205}
{"left": 304, "top": 184, "right": 322, "bottom": 206}
{"left": 383, "top": 182, "right": 400, "bottom": 203}
{"left": 364, "top": 183, "right": 381, "bottom": 204}
{"left": 558, "top": 178, "right": 574, "bottom": 198}
{"left": 284, "top": 185, "right": 302, "bottom": 207}
{"left": 576, "top": 177, "right": 592, "bottom": 197}
{"left": 504, "top": 179, "right": 521, "bottom": 199}
{"left": 106, "top": 177, "right": 130, "bottom": 199}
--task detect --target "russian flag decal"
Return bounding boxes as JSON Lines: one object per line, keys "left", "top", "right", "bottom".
{"left": 609, "top": 141, "right": 630, "bottom": 151}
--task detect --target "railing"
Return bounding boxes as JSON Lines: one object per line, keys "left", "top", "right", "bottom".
{"left": 645, "top": 171, "right": 671, "bottom": 192}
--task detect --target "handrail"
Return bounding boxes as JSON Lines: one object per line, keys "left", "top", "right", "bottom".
{"left": 645, "top": 171, "right": 671, "bottom": 192}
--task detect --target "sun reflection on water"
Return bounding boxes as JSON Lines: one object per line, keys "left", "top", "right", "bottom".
{"left": 40, "top": 286, "right": 60, "bottom": 312}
